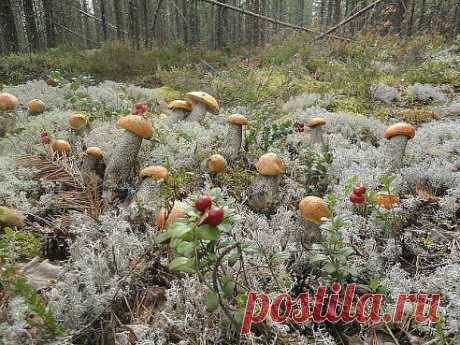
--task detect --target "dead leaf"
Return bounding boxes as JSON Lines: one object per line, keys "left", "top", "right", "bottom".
{"left": 416, "top": 180, "right": 439, "bottom": 203}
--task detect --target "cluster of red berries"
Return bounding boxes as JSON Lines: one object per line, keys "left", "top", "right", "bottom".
{"left": 133, "top": 103, "right": 148, "bottom": 115}
{"left": 350, "top": 185, "right": 367, "bottom": 204}
{"left": 294, "top": 122, "right": 305, "bottom": 133}
{"left": 40, "top": 129, "right": 51, "bottom": 144}
{"left": 194, "top": 195, "right": 224, "bottom": 226}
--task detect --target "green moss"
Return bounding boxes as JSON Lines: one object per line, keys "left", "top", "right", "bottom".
{"left": 152, "top": 86, "right": 182, "bottom": 102}
{"left": 329, "top": 97, "right": 367, "bottom": 114}
{"left": 0, "top": 228, "right": 43, "bottom": 261}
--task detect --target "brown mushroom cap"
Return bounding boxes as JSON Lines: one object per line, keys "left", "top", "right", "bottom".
{"left": 0, "top": 92, "right": 19, "bottom": 110}
{"left": 228, "top": 114, "right": 248, "bottom": 125}
{"left": 0, "top": 206, "right": 24, "bottom": 228}
{"left": 86, "top": 147, "right": 103, "bottom": 159}
{"left": 299, "top": 196, "right": 332, "bottom": 225}
{"left": 255, "top": 153, "right": 285, "bottom": 176}
{"left": 27, "top": 99, "right": 46, "bottom": 114}
{"left": 117, "top": 115, "right": 153, "bottom": 139}
{"left": 155, "top": 201, "right": 188, "bottom": 228}
{"left": 69, "top": 113, "right": 88, "bottom": 130}
{"left": 207, "top": 154, "right": 227, "bottom": 173}
{"left": 51, "top": 140, "right": 71, "bottom": 155}
{"left": 384, "top": 122, "right": 415, "bottom": 140}
{"left": 307, "top": 117, "right": 326, "bottom": 128}
{"left": 168, "top": 100, "right": 192, "bottom": 112}
{"left": 374, "top": 193, "right": 400, "bottom": 209}
{"left": 140, "top": 166, "right": 168, "bottom": 181}
{"left": 186, "top": 91, "right": 219, "bottom": 115}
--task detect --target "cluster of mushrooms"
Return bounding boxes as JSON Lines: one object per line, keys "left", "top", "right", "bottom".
{"left": 0, "top": 90, "right": 416, "bottom": 242}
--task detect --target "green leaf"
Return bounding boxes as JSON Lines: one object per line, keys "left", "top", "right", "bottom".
{"left": 206, "top": 291, "right": 219, "bottom": 312}
{"left": 169, "top": 257, "right": 192, "bottom": 271}
{"left": 154, "top": 232, "right": 171, "bottom": 244}
{"left": 323, "top": 263, "right": 337, "bottom": 274}
{"left": 176, "top": 241, "right": 195, "bottom": 257}
{"left": 167, "top": 220, "right": 193, "bottom": 238}
{"left": 223, "top": 280, "right": 236, "bottom": 297}
{"left": 197, "top": 225, "right": 220, "bottom": 241}
{"left": 217, "top": 222, "right": 232, "bottom": 233}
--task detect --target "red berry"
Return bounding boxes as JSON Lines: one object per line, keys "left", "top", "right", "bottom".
{"left": 204, "top": 207, "right": 224, "bottom": 226}
{"left": 41, "top": 135, "right": 51, "bottom": 144}
{"left": 133, "top": 103, "right": 148, "bottom": 115}
{"left": 353, "top": 185, "right": 367, "bottom": 196}
{"left": 350, "top": 193, "right": 366, "bottom": 204}
{"left": 194, "top": 195, "right": 212, "bottom": 213}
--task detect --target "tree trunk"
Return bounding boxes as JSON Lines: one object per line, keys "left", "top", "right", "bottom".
{"left": 0, "top": 0, "right": 18, "bottom": 53}
{"left": 23, "top": 0, "right": 40, "bottom": 51}
{"left": 42, "top": 0, "right": 56, "bottom": 48}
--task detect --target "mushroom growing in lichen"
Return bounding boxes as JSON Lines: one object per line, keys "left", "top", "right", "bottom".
{"left": 0, "top": 92, "right": 19, "bottom": 110}
{"left": 166, "top": 100, "right": 192, "bottom": 124}
{"left": 204, "top": 154, "right": 227, "bottom": 174}
{"left": 223, "top": 114, "right": 248, "bottom": 162}
{"left": 0, "top": 206, "right": 24, "bottom": 228}
{"left": 298, "top": 196, "right": 332, "bottom": 244}
{"left": 81, "top": 147, "right": 103, "bottom": 176}
{"left": 103, "top": 115, "right": 153, "bottom": 201}
{"left": 185, "top": 91, "right": 219, "bottom": 122}
{"left": 155, "top": 201, "right": 188, "bottom": 229}
{"left": 384, "top": 122, "right": 416, "bottom": 173}
{"left": 247, "top": 153, "right": 285, "bottom": 214}
{"left": 27, "top": 99, "right": 46, "bottom": 114}
{"left": 51, "top": 139, "right": 71, "bottom": 157}
{"left": 307, "top": 117, "right": 327, "bottom": 153}
{"left": 69, "top": 113, "right": 88, "bottom": 131}
{"left": 131, "top": 166, "right": 168, "bottom": 216}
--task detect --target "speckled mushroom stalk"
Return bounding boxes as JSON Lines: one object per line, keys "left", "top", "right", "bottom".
{"left": 166, "top": 100, "right": 192, "bottom": 125}
{"left": 103, "top": 115, "right": 153, "bottom": 201}
{"left": 223, "top": 114, "right": 248, "bottom": 162}
{"left": 81, "top": 147, "right": 103, "bottom": 176}
{"left": 247, "top": 153, "right": 285, "bottom": 214}
{"left": 185, "top": 91, "right": 219, "bottom": 122}
{"left": 131, "top": 166, "right": 168, "bottom": 216}
{"left": 384, "top": 122, "right": 416, "bottom": 173}
{"left": 307, "top": 117, "right": 327, "bottom": 154}
{"left": 298, "top": 196, "right": 332, "bottom": 245}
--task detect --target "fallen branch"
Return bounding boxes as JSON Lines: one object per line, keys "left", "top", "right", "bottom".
{"left": 200, "top": 0, "right": 350, "bottom": 41}
{"left": 315, "top": 0, "right": 384, "bottom": 40}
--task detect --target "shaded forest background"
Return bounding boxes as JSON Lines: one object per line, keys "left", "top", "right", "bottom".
{"left": 1, "top": 0, "right": 460, "bottom": 55}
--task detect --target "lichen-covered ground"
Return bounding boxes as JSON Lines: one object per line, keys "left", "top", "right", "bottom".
{"left": 1, "top": 36, "right": 460, "bottom": 345}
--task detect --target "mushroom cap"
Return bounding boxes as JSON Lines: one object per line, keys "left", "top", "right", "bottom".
{"left": 307, "top": 117, "right": 326, "bottom": 128}
{"left": 186, "top": 91, "right": 219, "bottom": 115}
{"left": 299, "top": 196, "right": 332, "bottom": 225}
{"left": 51, "top": 139, "right": 71, "bottom": 155}
{"left": 0, "top": 92, "right": 19, "bottom": 110}
{"left": 207, "top": 154, "right": 227, "bottom": 173}
{"left": 155, "top": 201, "right": 188, "bottom": 228}
{"left": 168, "top": 100, "right": 192, "bottom": 112}
{"left": 27, "top": 99, "right": 46, "bottom": 114}
{"left": 384, "top": 122, "right": 415, "bottom": 140}
{"left": 86, "top": 147, "right": 103, "bottom": 159}
{"left": 0, "top": 206, "right": 24, "bottom": 228}
{"left": 374, "top": 193, "right": 400, "bottom": 209}
{"left": 228, "top": 114, "right": 248, "bottom": 125}
{"left": 256, "top": 153, "right": 285, "bottom": 176}
{"left": 140, "top": 166, "right": 168, "bottom": 181}
{"left": 69, "top": 113, "right": 88, "bottom": 130}
{"left": 117, "top": 114, "right": 153, "bottom": 139}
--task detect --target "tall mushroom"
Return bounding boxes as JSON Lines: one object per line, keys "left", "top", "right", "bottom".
{"left": 185, "top": 91, "right": 219, "bottom": 122}
{"left": 247, "top": 153, "right": 285, "bottom": 214}
{"left": 81, "top": 147, "right": 103, "bottom": 176}
{"left": 28, "top": 99, "right": 46, "bottom": 114}
{"left": 307, "top": 117, "right": 327, "bottom": 153}
{"left": 131, "top": 166, "right": 169, "bottom": 215}
{"left": 223, "top": 114, "right": 248, "bottom": 162}
{"left": 166, "top": 100, "right": 192, "bottom": 124}
{"left": 298, "top": 196, "right": 332, "bottom": 244}
{"left": 0, "top": 206, "right": 24, "bottom": 228}
{"left": 103, "top": 115, "right": 153, "bottom": 199}
{"left": 384, "top": 122, "right": 415, "bottom": 173}
{"left": 0, "top": 93, "right": 19, "bottom": 110}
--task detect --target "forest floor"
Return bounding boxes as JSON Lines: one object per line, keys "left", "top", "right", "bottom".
{"left": 0, "top": 33, "right": 460, "bottom": 345}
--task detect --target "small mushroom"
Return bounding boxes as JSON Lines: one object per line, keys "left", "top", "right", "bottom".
{"left": 0, "top": 206, "right": 24, "bottom": 228}
{"left": 132, "top": 166, "right": 169, "bottom": 215}
{"left": 205, "top": 154, "right": 227, "bottom": 174}
{"left": 51, "top": 139, "right": 71, "bottom": 156}
{"left": 155, "top": 201, "right": 188, "bottom": 229}
{"left": 247, "top": 153, "right": 285, "bottom": 214}
{"left": 69, "top": 113, "right": 88, "bottom": 131}
{"left": 27, "top": 99, "right": 46, "bottom": 114}
{"left": 307, "top": 117, "right": 327, "bottom": 153}
{"left": 384, "top": 122, "right": 415, "bottom": 172}
{"left": 298, "top": 196, "right": 332, "bottom": 244}
{"left": 0, "top": 92, "right": 19, "bottom": 110}
{"left": 103, "top": 115, "right": 153, "bottom": 198}
{"left": 166, "top": 100, "right": 192, "bottom": 124}
{"left": 185, "top": 91, "right": 219, "bottom": 122}
{"left": 81, "top": 147, "right": 103, "bottom": 175}
{"left": 223, "top": 114, "right": 248, "bottom": 162}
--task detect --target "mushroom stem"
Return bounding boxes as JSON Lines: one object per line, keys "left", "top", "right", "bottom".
{"left": 81, "top": 155, "right": 98, "bottom": 173}
{"left": 309, "top": 126, "right": 325, "bottom": 153}
{"left": 223, "top": 123, "right": 243, "bottom": 161}
{"left": 186, "top": 102, "right": 207, "bottom": 122}
{"left": 247, "top": 175, "right": 281, "bottom": 214}
{"left": 296, "top": 219, "right": 322, "bottom": 245}
{"left": 130, "top": 178, "right": 162, "bottom": 217}
{"left": 167, "top": 108, "right": 189, "bottom": 125}
{"left": 386, "top": 135, "right": 409, "bottom": 173}
{"left": 103, "top": 131, "right": 142, "bottom": 194}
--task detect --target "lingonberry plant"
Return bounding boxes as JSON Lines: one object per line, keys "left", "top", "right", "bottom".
{"left": 302, "top": 147, "right": 333, "bottom": 194}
